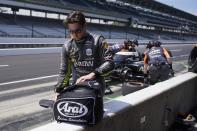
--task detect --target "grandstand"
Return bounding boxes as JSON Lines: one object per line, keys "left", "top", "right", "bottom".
{"left": 0, "top": 0, "right": 197, "bottom": 41}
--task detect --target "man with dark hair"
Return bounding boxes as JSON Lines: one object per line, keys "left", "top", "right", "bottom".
{"left": 63, "top": 11, "right": 86, "bottom": 32}
{"left": 54, "top": 11, "right": 114, "bottom": 96}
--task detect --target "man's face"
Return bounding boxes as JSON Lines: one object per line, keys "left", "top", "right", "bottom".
{"left": 68, "top": 23, "right": 86, "bottom": 41}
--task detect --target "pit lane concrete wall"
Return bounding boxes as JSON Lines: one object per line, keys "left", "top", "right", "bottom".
{"left": 32, "top": 72, "right": 197, "bottom": 131}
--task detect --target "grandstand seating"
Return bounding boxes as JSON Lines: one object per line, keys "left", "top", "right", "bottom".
{"left": 0, "top": 12, "right": 197, "bottom": 40}
{"left": 9, "top": 0, "right": 197, "bottom": 33}
{"left": 0, "top": 24, "right": 31, "bottom": 37}
{"left": 0, "top": 0, "right": 197, "bottom": 40}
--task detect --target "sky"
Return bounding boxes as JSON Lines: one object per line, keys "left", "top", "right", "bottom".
{"left": 156, "top": 0, "right": 197, "bottom": 16}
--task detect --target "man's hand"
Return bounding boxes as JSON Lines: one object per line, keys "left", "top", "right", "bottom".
{"left": 76, "top": 72, "right": 96, "bottom": 84}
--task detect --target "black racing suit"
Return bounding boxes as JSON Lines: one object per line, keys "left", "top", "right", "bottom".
{"left": 55, "top": 33, "right": 114, "bottom": 95}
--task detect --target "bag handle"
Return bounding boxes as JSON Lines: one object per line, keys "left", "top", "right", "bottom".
{"left": 60, "top": 82, "right": 94, "bottom": 93}
{"left": 39, "top": 99, "right": 54, "bottom": 109}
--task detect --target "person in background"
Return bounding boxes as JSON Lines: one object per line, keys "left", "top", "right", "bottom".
{"left": 143, "top": 41, "right": 172, "bottom": 84}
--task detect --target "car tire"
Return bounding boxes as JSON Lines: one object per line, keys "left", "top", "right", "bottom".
{"left": 188, "top": 47, "right": 197, "bottom": 73}
{"left": 122, "top": 82, "right": 148, "bottom": 96}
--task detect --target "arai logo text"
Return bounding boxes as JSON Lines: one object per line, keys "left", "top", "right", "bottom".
{"left": 57, "top": 101, "right": 88, "bottom": 118}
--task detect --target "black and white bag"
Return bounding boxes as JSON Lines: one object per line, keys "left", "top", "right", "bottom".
{"left": 53, "top": 81, "right": 103, "bottom": 125}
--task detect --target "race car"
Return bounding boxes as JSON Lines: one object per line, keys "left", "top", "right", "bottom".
{"left": 109, "top": 50, "right": 144, "bottom": 82}
{"left": 188, "top": 44, "right": 197, "bottom": 73}
{"left": 109, "top": 51, "right": 148, "bottom": 96}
